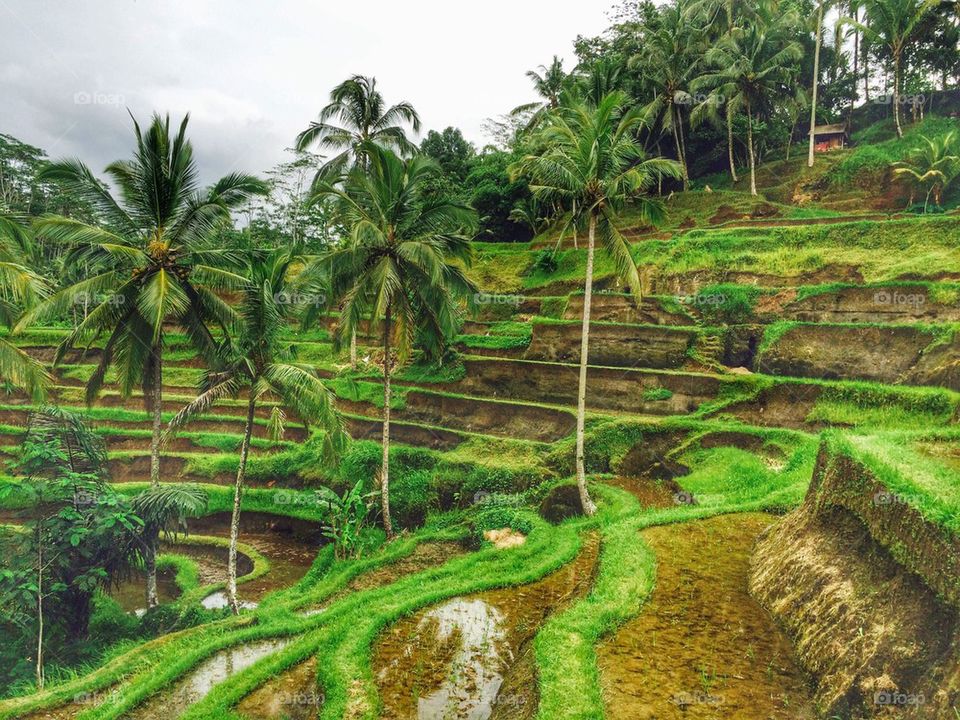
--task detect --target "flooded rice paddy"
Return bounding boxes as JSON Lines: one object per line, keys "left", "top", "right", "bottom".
{"left": 597, "top": 513, "right": 816, "bottom": 720}
{"left": 372, "top": 534, "right": 599, "bottom": 720}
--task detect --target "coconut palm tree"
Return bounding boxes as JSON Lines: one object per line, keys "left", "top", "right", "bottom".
{"left": 693, "top": 8, "right": 804, "bottom": 195}
{"left": 634, "top": 0, "right": 698, "bottom": 189}
{"left": 893, "top": 131, "right": 960, "bottom": 210}
{"left": 296, "top": 75, "right": 421, "bottom": 178}
{"left": 296, "top": 75, "right": 421, "bottom": 370}
{"left": 311, "top": 144, "right": 477, "bottom": 539}
{"left": 17, "top": 113, "right": 266, "bottom": 606}
{"left": 511, "top": 56, "right": 568, "bottom": 124}
{"left": 845, "top": 0, "right": 940, "bottom": 137}
{"left": 511, "top": 93, "right": 682, "bottom": 516}
{"left": 166, "top": 247, "right": 344, "bottom": 612}
{"left": 130, "top": 484, "right": 208, "bottom": 607}
{"left": 0, "top": 214, "right": 51, "bottom": 400}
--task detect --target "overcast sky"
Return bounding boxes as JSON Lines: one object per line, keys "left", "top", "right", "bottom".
{"left": 1, "top": 0, "right": 615, "bottom": 184}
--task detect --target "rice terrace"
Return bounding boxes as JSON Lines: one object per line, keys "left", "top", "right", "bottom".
{"left": 0, "top": 0, "right": 959, "bottom": 718}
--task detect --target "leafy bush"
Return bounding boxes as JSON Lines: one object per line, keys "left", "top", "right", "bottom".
{"left": 690, "top": 283, "right": 762, "bottom": 324}
{"left": 529, "top": 250, "right": 559, "bottom": 276}
{"left": 473, "top": 506, "right": 535, "bottom": 536}
{"left": 642, "top": 387, "right": 674, "bottom": 402}
{"left": 539, "top": 296, "right": 567, "bottom": 318}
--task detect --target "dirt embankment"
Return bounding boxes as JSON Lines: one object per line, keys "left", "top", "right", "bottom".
{"left": 751, "top": 446, "right": 960, "bottom": 718}
{"left": 452, "top": 358, "right": 721, "bottom": 416}
{"left": 525, "top": 322, "right": 696, "bottom": 369}
{"left": 344, "top": 415, "right": 464, "bottom": 450}
{"left": 757, "top": 324, "right": 960, "bottom": 391}
{"left": 402, "top": 391, "right": 575, "bottom": 443}
{"left": 642, "top": 264, "right": 867, "bottom": 297}
{"left": 562, "top": 294, "right": 694, "bottom": 326}
{"left": 777, "top": 286, "right": 960, "bottom": 325}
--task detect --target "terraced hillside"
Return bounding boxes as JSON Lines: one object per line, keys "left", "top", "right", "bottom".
{"left": 1, "top": 190, "right": 958, "bottom": 720}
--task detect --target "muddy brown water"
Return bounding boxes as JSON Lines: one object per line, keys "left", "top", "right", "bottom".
{"left": 232, "top": 542, "right": 468, "bottom": 719}
{"left": 597, "top": 513, "right": 816, "bottom": 720}
{"left": 126, "top": 638, "right": 292, "bottom": 720}
{"left": 373, "top": 534, "right": 599, "bottom": 720}
{"left": 185, "top": 512, "right": 321, "bottom": 609}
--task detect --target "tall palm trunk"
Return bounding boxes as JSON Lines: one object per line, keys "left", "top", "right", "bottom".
{"left": 893, "top": 49, "right": 903, "bottom": 138}
{"left": 227, "top": 394, "right": 257, "bottom": 614}
{"left": 380, "top": 305, "right": 394, "bottom": 539}
{"left": 850, "top": 5, "right": 860, "bottom": 123}
{"left": 809, "top": 0, "right": 825, "bottom": 167}
{"left": 146, "top": 347, "right": 163, "bottom": 608}
{"left": 671, "top": 105, "right": 689, "bottom": 190}
{"left": 727, "top": 105, "right": 739, "bottom": 183}
{"left": 350, "top": 328, "right": 357, "bottom": 371}
{"left": 575, "top": 216, "right": 599, "bottom": 517}
{"left": 747, "top": 106, "right": 758, "bottom": 196}
{"left": 35, "top": 530, "right": 43, "bottom": 690}
{"left": 677, "top": 109, "right": 690, "bottom": 190}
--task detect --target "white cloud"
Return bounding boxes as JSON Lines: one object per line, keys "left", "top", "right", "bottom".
{"left": 0, "top": 0, "right": 614, "bottom": 182}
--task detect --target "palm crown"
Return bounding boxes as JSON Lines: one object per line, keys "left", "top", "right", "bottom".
{"left": 511, "top": 92, "right": 682, "bottom": 301}
{"left": 0, "top": 213, "right": 51, "bottom": 399}
{"left": 19, "top": 113, "right": 267, "bottom": 403}
{"left": 317, "top": 143, "right": 478, "bottom": 361}
{"left": 296, "top": 75, "right": 422, "bottom": 180}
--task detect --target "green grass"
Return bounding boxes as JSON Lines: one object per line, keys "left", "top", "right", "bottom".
{"left": 831, "top": 430, "right": 960, "bottom": 535}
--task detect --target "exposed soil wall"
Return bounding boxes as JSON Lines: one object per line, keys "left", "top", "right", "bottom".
{"left": 344, "top": 415, "right": 463, "bottom": 450}
{"left": 751, "top": 445, "right": 960, "bottom": 718}
{"left": 757, "top": 325, "right": 957, "bottom": 389}
{"left": 525, "top": 322, "right": 696, "bottom": 369}
{"left": 779, "top": 287, "right": 960, "bottom": 324}
{"left": 401, "top": 391, "right": 575, "bottom": 443}
{"left": 717, "top": 382, "right": 823, "bottom": 430}
{"left": 452, "top": 358, "right": 721, "bottom": 416}
{"left": 562, "top": 294, "right": 693, "bottom": 326}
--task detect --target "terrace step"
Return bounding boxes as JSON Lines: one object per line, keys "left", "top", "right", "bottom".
{"left": 756, "top": 323, "right": 960, "bottom": 391}
{"left": 338, "top": 389, "right": 575, "bottom": 443}
{"left": 771, "top": 284, "right": 960, "bottom": 324}
{"left": 524, "top": 321, "right": 697, "bottom": 369}
{"left": 561, "top": 294, "right": 694, "bottom": 326}
{"left": 450, "top": 357, "right": 724, "bottom": 416}
{"left": 0, "top": 407, "right": 310, "bottom": 442}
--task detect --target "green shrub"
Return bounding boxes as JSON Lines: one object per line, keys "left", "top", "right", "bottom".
{"left": 642, "top": 387, "right": 674, "bottom": 402}
{"left": 88, "top": 594, "right": 139, "bottom": 646}
{"left": 692, "top": 284, "right": 762, "bottom": 324}
{"left": 539, "top": 296, "right": 568, "bottom": 318}
{"left": 473, "top": 506, "right": 536, "bottom": 536}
